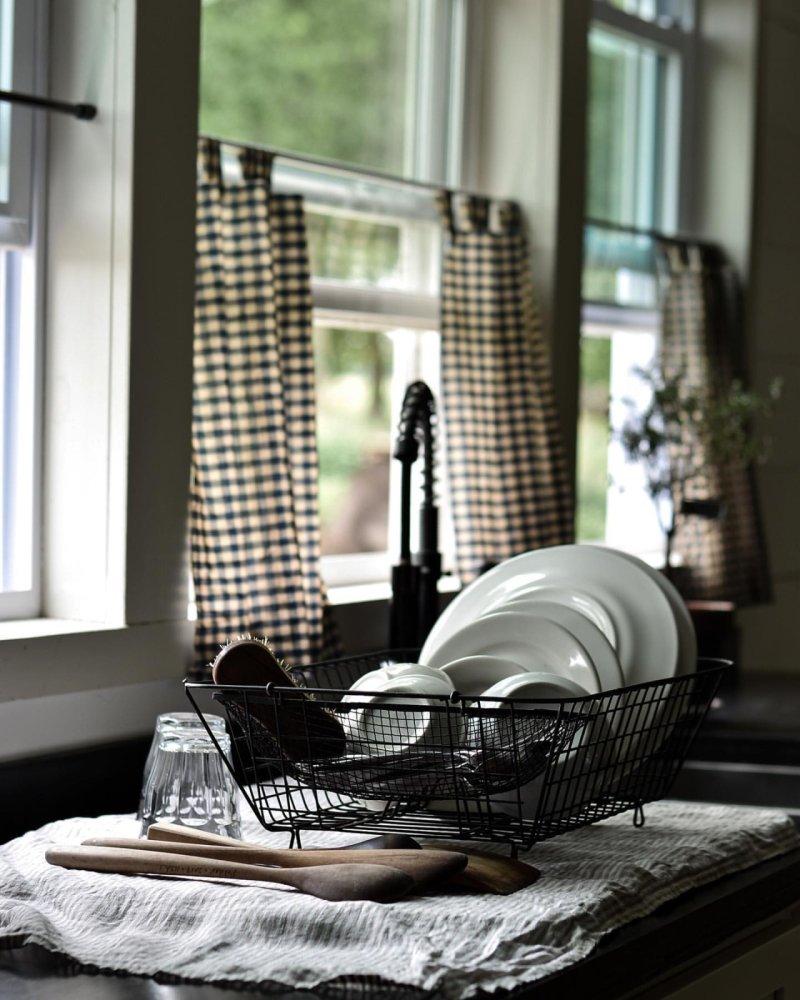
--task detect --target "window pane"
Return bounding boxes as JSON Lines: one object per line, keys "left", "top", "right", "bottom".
{"left": 200, "top": 0, "right": 413, "bottom": 176}
{"left": 315, "top": 326, "right": 393, "bottom": 556}
{"left": 0, "top": 0, "right": 13, "bottom": 204}
{"left": 576, "top": 335, "right": 611, "bottom": 541}
{"left": 583, "top": 223, "right": 657, "bottom": 308}
{"left": 307, "top": 209, "right": 402, "bottom": 288}
{"left": 606, "top": 0, "right": 691, "bottom": 28}
{"left": 577, "top": 325, "right": 665, "bottom": 557}
{"left": 0, "top": 248, "right": 34, "bottom": 592}
{"left": 586, "top": 28, "right": 672, "bottom": 230}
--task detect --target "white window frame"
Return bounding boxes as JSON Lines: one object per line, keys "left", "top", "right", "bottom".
{"left": 579, "top": 0, "right": 696, "bottom": 554}
{"left": 589, "top": 0, "right": 696, "bottom": 235}
{"left": 0, "top": 0, "right": 41, "bottom": 246}
{"left": 266, "top": 0, "right": 469, "bottom": 595}
{"left": 0, "top": 0, "right": 46, "bottom": 619}
{"left": 274, "top": 171, "right": 444, "bottom": 593}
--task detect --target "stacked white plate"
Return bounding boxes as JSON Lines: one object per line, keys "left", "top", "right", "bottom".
{"left": 417, "top": 543, "right": 697, "bottom": 816}
{"left": 339, "top": 544, "right": 697, "bottom": 816}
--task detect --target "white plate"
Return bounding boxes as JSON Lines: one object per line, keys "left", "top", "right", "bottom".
{"left": 424, "top": 611, "right": 602, "bottom": 695}
{"left": 483, "top": 584, "right": 617, "bottom": 649}
{"left": 480, "top": 598, "right": 624, "bottom": 692}
{"left": 422, "top": 544, "right": 679, "bottom": 686}
{"left": 437, "top": 655, "right": 527, "bottom": 697}
{"left": 588, "top": 545, "right": 697, "bottom": 676}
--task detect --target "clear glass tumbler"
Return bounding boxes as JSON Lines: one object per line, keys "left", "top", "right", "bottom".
{"left": 137, "top": 712, "right": 228, "bottom": 819}
{"left": 138, "top": 714, "right": 241, "bottom": 839}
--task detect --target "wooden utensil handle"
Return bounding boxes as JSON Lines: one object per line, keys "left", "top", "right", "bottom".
{"left": 46, "top": 845, "right": 415, "bottom": 903}
{"left": 47, "top": 844, "right": 284, "bottom": 882}
{"left": 87, "top": 837, "right": 466, "bottom": 872}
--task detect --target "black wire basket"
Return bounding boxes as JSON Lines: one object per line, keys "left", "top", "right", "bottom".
{"left": 184, "top": 650, "right": 728, "bottom": 853}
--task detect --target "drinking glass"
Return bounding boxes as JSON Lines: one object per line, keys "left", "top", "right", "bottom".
{"left": 138, "top": 713, "right": 241, "bottom": 839}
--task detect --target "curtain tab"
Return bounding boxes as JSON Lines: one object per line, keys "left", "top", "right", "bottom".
{"left": 238, "top": 146, "right": 274, "bottom": 184}
{"left": 489, "top": 200, "right": 520, "bottom": 235}
{"left": 197, "top": 137, "right": 222, "bottom": 183}
{"left": 687, "top": 244, "right": 704, "bottom": 272}
{"left": 435, "top": 190, "right": 454, "bottom": 233}
{"left": 453, "top": 193, "right": 489, "bottom": 232}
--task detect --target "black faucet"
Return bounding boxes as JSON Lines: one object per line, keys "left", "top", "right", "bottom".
{"left": 389, "top": 381, "right": 441, "bottom": 649}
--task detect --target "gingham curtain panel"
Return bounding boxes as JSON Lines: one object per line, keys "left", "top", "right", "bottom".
{"left": 190, "top": 138, "right": 337, "bottom": 676}
{"left": 658, "top": 241, "right": 772, "bottom": 607}
{"left": 436, "top": 192, "right": 574, "bottom": 583}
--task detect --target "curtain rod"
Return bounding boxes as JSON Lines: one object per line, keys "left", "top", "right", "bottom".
{"left": 585, "top": 215, "right": 720, "bottom": 251}
{"left": 0, "top": 88, "right": 96, "bottom": 120}
{"left": 201, "top": 132, "right": 484, "bottom": 199}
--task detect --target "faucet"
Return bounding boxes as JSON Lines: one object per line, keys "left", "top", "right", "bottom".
{"left": 388, "top": 381, "right": 441, "bottom": 649}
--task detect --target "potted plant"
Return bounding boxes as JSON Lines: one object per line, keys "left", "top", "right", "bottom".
{"left": 617, "top": 362, "right": 781, "bottom": 584}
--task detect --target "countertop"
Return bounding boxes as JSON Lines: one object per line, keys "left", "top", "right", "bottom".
{"left": 2, "top": 816, "right": 800, "bottom": 1000}
{"left": 0, "top": 814, "right": 800, "bottom": 1000}
{"left": 4, "top": 671, "right": 800, "bottom": 998}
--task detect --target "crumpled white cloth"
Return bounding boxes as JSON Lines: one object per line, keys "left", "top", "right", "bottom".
{"left": 0, "top": 800, "right": 797, "bottom": 998}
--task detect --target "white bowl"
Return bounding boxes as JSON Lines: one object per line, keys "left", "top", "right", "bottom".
{"left": 340, "top": 671, "right": 462, "bottom": 755}
{"left": 346, "top": 662, "right": 454, "bottom": 696}
{"left": 479, "top": 671, "right": 591, "bottom": 707}
{"left": 437, "top": 655, "right": 526, "bottom": 697}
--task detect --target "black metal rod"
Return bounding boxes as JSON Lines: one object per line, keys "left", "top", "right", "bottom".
{"left": 0, "top": 88, "right": 96, "bottom": 121}
{"left": 585, "top": 215, "right": 719, "bottom": 251}
{"left": 201, "top": 131, "right": 483, "bottom": 200}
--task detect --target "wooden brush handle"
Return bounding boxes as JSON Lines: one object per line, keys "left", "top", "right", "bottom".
{"left": 46, "top": 845, "right": 413, "bottom": 903}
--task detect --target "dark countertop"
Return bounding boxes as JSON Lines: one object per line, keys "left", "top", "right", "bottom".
{"left": 2, "top": 821, "right": 800, "bottom": 1000}
{"left": 3, "top": 670, "right": 800, "bottom": 999}
{"left": 671, "top": 671, "right": 800, "bottom": 810}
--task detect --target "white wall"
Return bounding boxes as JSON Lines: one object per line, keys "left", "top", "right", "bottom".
{"left": 735, "top": 0, "right": 800, "bottom": 673}
{"left": 470, "top": 0, "right": 589, "bottom": 487}
{"left": 0, "top": 0, "right": 199, "bottom": 762}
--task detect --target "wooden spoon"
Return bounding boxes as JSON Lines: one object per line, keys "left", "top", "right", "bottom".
{"left": 46, "top": 845, "right": 413, "bottom": 903}
{"left": 147, "top": 822, "right": 539, "bottom": 894}
{"left": 85, "top": 836, "right": 467, "bottom": 891}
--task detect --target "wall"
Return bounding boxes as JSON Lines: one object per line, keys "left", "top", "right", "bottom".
{"left": 734, "top": 0, "right": 800, "bottom": 673}
{"left": 0, "top": 0, "right": 199, "bottom": 763}
{"left": 467, "top": 0, "right": 590, "bottom": 489}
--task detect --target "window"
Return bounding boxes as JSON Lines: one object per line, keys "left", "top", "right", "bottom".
{"left": 0, "top": 0, "right": 44, "bottom": 618}
{"left": 200, "top": 0, "right": 467, "bottom": 590}
{"left": 577, "top": 0, "right": 694, "bottom": 558}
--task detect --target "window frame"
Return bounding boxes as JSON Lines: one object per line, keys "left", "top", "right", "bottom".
{"left": 0, "top": 0, "right": 46, "bottom": 619}
{"left": 0, "top": 0, "right": 41, "bottom": 247}
{"left": 578, "top": 0, "right": 697, "bottom": 551}
{"left": 261, "top": 0, "right": 469, "bottom": 594}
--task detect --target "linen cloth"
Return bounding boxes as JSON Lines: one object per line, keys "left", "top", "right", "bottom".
{"left": 0, "top": 801, "right": 797, "bottom": 998}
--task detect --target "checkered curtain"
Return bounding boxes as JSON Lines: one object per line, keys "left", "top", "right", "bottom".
{"left": 436, "top": 192, "right": 574, "bottom": 583}
{"left": 190, "top": 138, "right": 337, "bottom": 675}
{"left": 658, "top": 241, "right": 771, "bottom": 606}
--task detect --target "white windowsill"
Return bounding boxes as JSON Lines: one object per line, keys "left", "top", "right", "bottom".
{"left": 327, "top": 573, "right": 460, "bottom": 608}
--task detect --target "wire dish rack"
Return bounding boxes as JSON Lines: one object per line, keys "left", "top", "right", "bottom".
{"left": 184, "top": 650, "right": 728, "bottom": 853}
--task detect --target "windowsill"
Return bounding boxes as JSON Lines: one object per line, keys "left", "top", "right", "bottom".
{"left": 0, "top": 617, "right": 113, "bottom": 641}
{"left": 327, "top": 573, "right": 461, "bottom": 608}
{"left": 0, "top": 618, "right": 193, "bottom": 702}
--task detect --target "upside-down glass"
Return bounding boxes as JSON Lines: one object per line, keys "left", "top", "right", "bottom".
{"left": 138, "top": 713, "right": 241, "bottom": 839}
